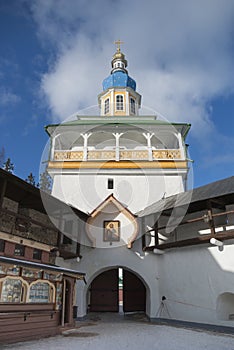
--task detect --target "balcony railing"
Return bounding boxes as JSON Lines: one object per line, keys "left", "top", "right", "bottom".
{"left": 53, "top": 149, "right": 182, "bottom": 161}
{"left": 0, "top": 207, "right": 80, "bottom": 260}
{"left": 0, "top": 207, "right": 58, "bottom": 246}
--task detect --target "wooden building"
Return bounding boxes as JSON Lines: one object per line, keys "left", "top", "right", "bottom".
{"left": 0, "top": 168, "right": 86, "bottom": 344}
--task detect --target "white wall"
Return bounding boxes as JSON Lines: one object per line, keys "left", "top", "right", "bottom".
{"left": 52, "top": 172, "right": 185, "bottom": 214}
{"left": 157, "top": 242, "right": 234, "bottom": 327}
{"left": 56, "top": 215, "right": 234, "bottom": 329}
{"left": 66, "top": 245, "right": 161, "bottom": 319}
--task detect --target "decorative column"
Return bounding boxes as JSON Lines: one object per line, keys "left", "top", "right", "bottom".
{"left": 177, "top": 133, "right": 185, "bottom": 159}
{"left": 51, "top": 134, "right": 59, "bottom": 160}
{"left": 143, "top": 132, "right": 154, "bottom": 161}
{"left": 81, "top": 133, "right": 92, "bottom": 161}
{"left": 113, "top": 133, "right": 123, "bottom": 161}
{"left": 125, "top": 91, "right": 129, "bottom": 115}
{"left": 110, "top": 90, "right": 114, "bottom": 115}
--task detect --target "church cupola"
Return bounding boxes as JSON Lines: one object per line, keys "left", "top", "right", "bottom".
{"left": 111, "top": 45, "right": 128, "bottom": 74}
{"left": 98, "top": 40, "right": 141, "bottom": 116}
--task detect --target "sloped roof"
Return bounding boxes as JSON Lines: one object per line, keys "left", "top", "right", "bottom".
{"left": 138, "top": 176, "right": 234, "bottom": 217}
{"left": 0, "top": 168, "right": 88, "bottom": 220}
{"left": 89, "top": 193, "right": 136, "bottom": 219}
{"left": 45, "top": 117, "right": 191, "bottom": 138}
{"left": 0, "top": 256, "right": 85, "bottom": 279}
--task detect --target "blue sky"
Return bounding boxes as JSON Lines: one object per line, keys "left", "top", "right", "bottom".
{"left": 0, "top": 0, "right": 234, "bottom": 189}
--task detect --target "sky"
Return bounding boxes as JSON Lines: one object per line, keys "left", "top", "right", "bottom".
{"left": 0, "top": 0, "right": 234, "bottom": 189}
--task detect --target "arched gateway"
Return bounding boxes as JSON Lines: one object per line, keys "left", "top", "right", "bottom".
{"left": 88, "top": 268, "right": 146, "bottom": 313}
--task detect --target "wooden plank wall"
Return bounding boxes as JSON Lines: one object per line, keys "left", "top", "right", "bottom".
{"left": 0, "top": 309, "right": 60, "bottom": 344}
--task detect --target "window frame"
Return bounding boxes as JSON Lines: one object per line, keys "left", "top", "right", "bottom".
{"left": 33, "top": 248, "right": 42, "bottom": 261}
{"left": 28, "top": 280, "right": 55, "bottom": 304}
{"left": 116, "top": 94, "right": 124, "bottom": 111}
{"left": 0, "top": 276, "right": 29, "bottom": 303}
{"left": 107, "top": 178, "right": 114, "bottom": 189}
{"left": 130, "top": 97, "right": 136, "bottom": 114}
{"left": 104, "top": 98, "right": 110, "bottom": 114}
{"left": 14, "top": 244, "right": 25, "bottom": 257}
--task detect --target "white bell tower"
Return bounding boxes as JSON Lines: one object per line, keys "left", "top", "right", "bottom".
{"left": 46, "top": 42, "right": 191, "bottom": 214}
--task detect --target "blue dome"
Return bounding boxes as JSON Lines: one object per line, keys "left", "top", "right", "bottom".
{"left": 102, "top": 71, "right": 136, "bottom": 91}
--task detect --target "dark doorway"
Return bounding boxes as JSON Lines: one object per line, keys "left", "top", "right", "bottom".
{"left": 123, "top": 269, "right": 146, "bottom": 312}
{"left": 89, "top": 268, "right": 146, "bottom": 314}
{"left": 89, "top": 269, "right": 119, "bottom": 312}
{"left": 64, "top": 279, "right": 72, "bottom": 324}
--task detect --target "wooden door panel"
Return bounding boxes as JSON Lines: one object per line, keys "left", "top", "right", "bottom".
{"left": 90, "top": 269, "right": 119, "bottom": 312}
{"left": 123, "top": 270, "right": 146, "bottom": 312}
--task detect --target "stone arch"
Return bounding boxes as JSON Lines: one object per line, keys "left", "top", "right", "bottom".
{"left": 85, "top": 264, "right": 150, "bottom": 316}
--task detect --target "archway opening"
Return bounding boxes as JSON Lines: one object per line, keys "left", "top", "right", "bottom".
{"left": 88, "top": 268, "right": 146, "bottom": 314}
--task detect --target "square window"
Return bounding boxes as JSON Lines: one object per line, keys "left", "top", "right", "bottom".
{"left": 116, "top": 95, "right": 124, "bottom": 111}
{"left": 14, "top": 244, "right": 25, "bottom": 257}
{"left": 33, "top": 249, "right": 42, "bottom": 260}
{"left": 108, "top": 179, "right": 114, "bottom": 189}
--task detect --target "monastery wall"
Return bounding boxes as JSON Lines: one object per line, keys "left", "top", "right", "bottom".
{"left": 157, "top": 243, "right": 234, "bottom": 327}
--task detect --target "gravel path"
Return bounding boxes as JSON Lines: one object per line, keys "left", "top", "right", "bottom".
{"left": 2, "top": 314, "right": 234, "bottom": 350}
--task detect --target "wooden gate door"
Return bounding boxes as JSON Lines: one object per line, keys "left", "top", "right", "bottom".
{"left": 90, "top": 269, "right": 119, "bottom": 312}
{"left": 123, "top": 270, "right": 146, "bottom": 312}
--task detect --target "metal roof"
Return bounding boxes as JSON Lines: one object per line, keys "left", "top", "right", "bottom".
{"left": 45, "top": 117, "right": 191, "bottom": 138}
{"left": 138, "top": 176, "right": 234, "bottom": 217}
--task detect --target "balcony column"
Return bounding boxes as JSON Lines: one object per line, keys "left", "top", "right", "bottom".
{"left": 177, "top": 133, "right": 185, "bottom": 159}
{"left": 51, "top": 134, "right": 60, "bottom": 160}
{"left": 143, "top": 132, "right": 154, "bottom": 161}
{"left": 113, "top": 133, "right": 123, "bottom": 161}
{"left": 81, "top": 133, "right": 92, "bottom": 161}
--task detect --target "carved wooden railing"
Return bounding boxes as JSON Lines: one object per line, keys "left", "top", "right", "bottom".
{"left": 53, "top": 149, "right": 182, "bottom": 161}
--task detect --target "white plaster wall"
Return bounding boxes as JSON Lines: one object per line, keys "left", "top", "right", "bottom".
{"left": 52, "top": 173, "right": 185, "bottom": 214}
{"left": 56, "top": 222, "right": 234, "bottom": 328}
{"left": 66, "top": 246, "right": 161, "bottom": 319}
{"left": 157, "top": 242, "right": 234, "bottom": 327}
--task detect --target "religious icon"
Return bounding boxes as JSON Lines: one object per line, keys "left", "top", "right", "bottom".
{"left": 103, "top": 221, "right": 120, "bottom": 244}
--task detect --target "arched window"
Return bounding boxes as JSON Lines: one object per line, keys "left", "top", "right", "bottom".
{"left": 104, "top": 98, "right": 110, "bottom": 114}
{"left": 130, "top": 98, "right": 136, "bottom": 114}
{"left": 116, "top": 95, "right": 124, "bottom": 111}
{"left": 29, "top": 281, "right": 55, "bottom": 303}
{"left": 0, "top": 277, "right": 28, "bottom": 303}
{"left": 217, "top": 293, "right": 234, "bottom": 320}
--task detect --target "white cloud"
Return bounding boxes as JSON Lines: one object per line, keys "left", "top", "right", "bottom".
{"left": 0, "top": 88, "right": 21, "bottom": 106}
{"left": 29, "top": 0, "right": 234, "bottom": 139}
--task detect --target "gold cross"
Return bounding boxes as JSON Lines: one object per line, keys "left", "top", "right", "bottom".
{"left": 114, "top": 39, "right": 124, "bottom": 52}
